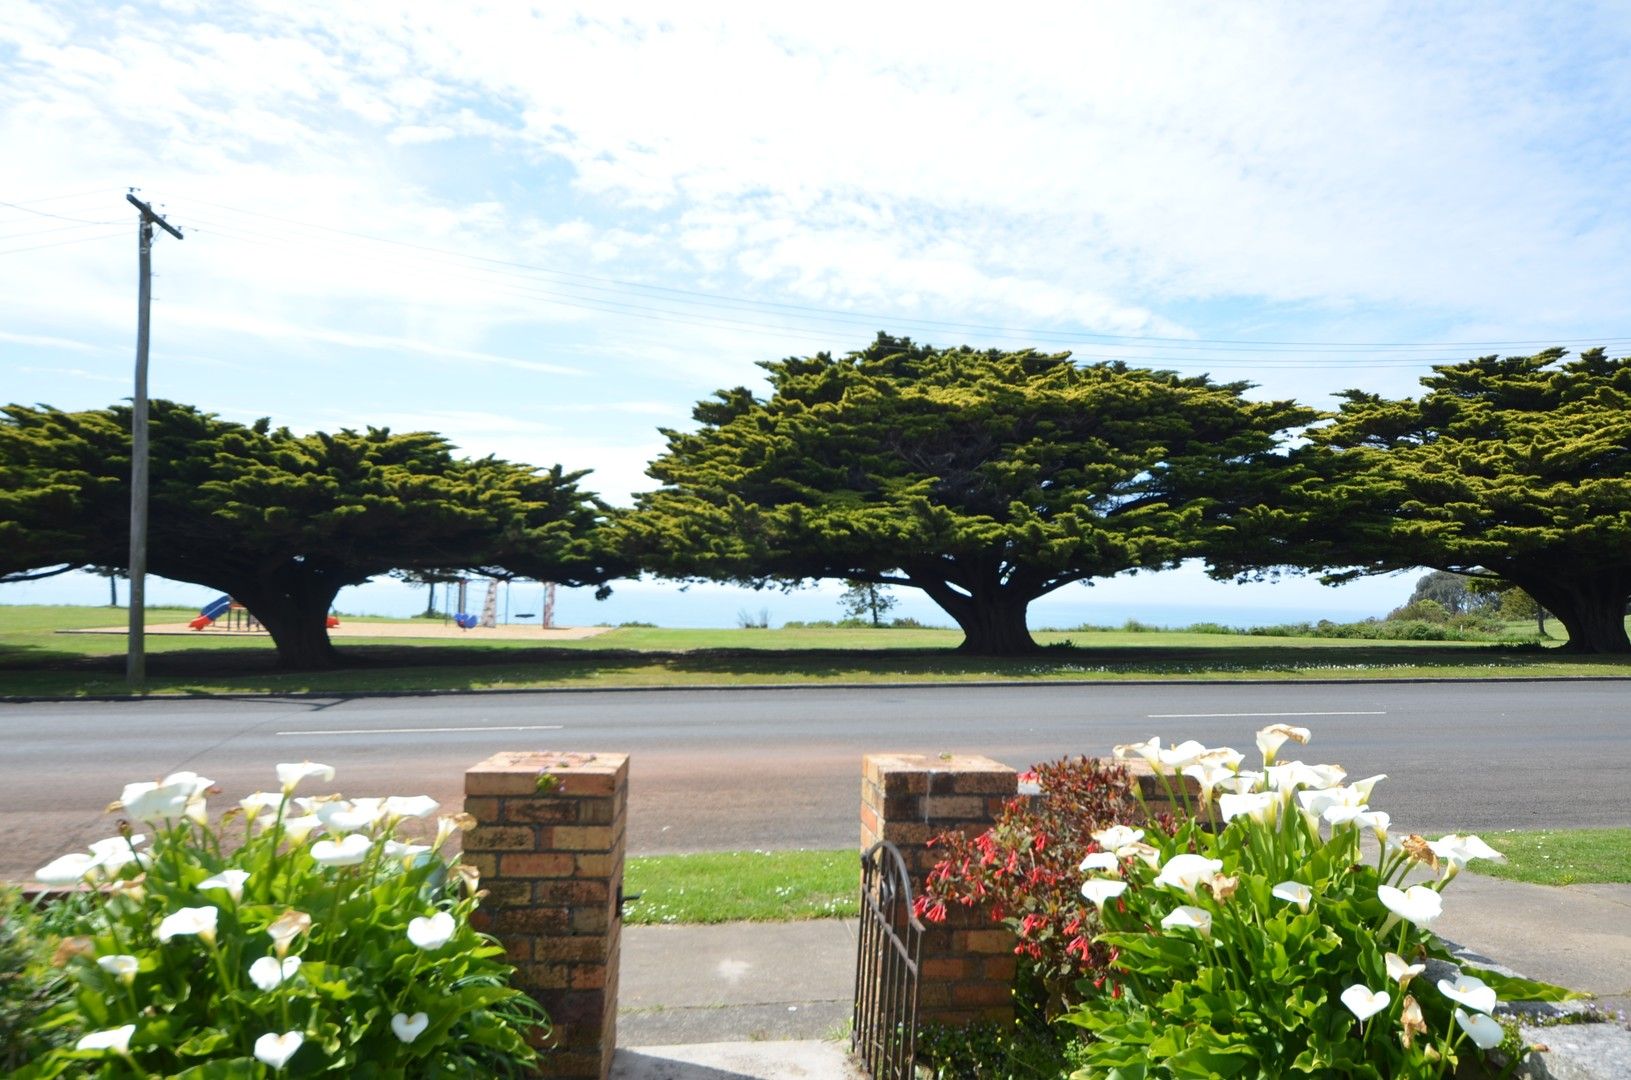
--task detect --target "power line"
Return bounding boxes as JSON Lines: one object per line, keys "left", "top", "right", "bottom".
{"left": 0, "top": 231, "right": 126, "bottom": 256}
{"left": 0, "top": 198, "right": 121, "bottom": 226}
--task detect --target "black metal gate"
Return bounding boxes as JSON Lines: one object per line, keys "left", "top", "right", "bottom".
{"left": 852, "top": 841, "right": 925, "bottom": 1080}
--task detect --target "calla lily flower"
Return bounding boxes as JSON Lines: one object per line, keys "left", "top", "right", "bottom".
{"left": 239, "top": 792, "right": 285, "bottom": 820}
{"left": 275, "top": 761, "right": 335, "bottom": 794}
{"left": 1255, "top": 724, "right": 1310, "bottom": 765}
{"left": 1266, "top": 761, "right": 1346, "bottom": 792}
{"left": 391, "top": 1011, "right": 430, "bottom": 1044}
{"left": 254, "top": 1031, "right": 304, "bottom": 1070}
{"left": 1356, "top": 809, "right": 1391, "bottom": 839}
{"left": 157, "top": 905, "right": 219, "bottom": 945}
{"left": 316, "top": 799, "right": 385, "bottom": 833}
{"left": 407, "top": 911, "right": 456, "bottom": 950}
{"left": 383, "top": 840, "right": 433, "bottom": 865}
{"left": 1400, "top": 994, "right": 1427, "bottom": 1048}
{"left": 1152, "top": 854, "right": 1224, "bottom": 895}
{"left": 77, "top": 1024, "right": 136, "bottom": 1054}
{"left": 249, "top": 955, "right": 302, "bottom": 992}
{"left": 199, "top": 869, "right": 250, "bottom": 903}
{"left": 1112, "top": 736, "right": 1161, "bottom": 765}
{"left": 1116, "top": 841, "right": 1162, "bottom": 869}
{"left": 1454, "top": 1008, "right": 1504, "bottom": 1049}
{"left": 266, "top": 909, "right": 312, "bottom": 958}
{"left": 1340, "top": 984, "right": 1390, "bottom": 1022}
{"left": 1220, "top": 770, "right": 1264, "bottom": 794}
{"left": 1427, "top": 834, "right": 1505, "bottom": 876}
{"left": 1437, "top": 973, "right": 1497, "bottom": 1014}
{"left": 120, "top": 773, "right": 211, "bottom": 822}
{"left": 1377, "top": 884, "right": 1443, "bottom": 930}
{"left": 1193, "top": 746, "right": 1244, "bottom": 771}
{"left": 34, "top": 852, "right": 102, "bottom": 885}
{"left": 1385, "top": 952, "right": 1425, "bottom": 987}
{"left": 310, "top": 833, "right": 372, "bottom": 867}
{"left": 1159, "top": 905, "right": 1212, "bottom": 937}
{"left": 1218, "top": 791, "right": 1278, "bottom": 824}
{"left": 1091, "top": 825, "right": 1144, "bottom": 850}
{"left": 383, "top": 795, "right": 439, "bottom": 819}
{"left": 1080, "top": 879, "right": 1128, "bottom": 907}
{"left": 88, "top": 834, "right": 146, "bottom": 872}
{"left": 1156, "top": 740, "right": 1209, "bottom": 770}
{"left": 1078, "top": 852, "right": 1121, "bottom": 874}
{"left": 277, "top": 815, "right": 323, "bottom": 843}
{"left": 96, "top": 954, "right": 139, "bottom": 983}
{"left": 1181, "top": 761, "right": 1235, "bottom": 801}
{"left": 1271, "top": 881, "right": 1312, "bottom": 913}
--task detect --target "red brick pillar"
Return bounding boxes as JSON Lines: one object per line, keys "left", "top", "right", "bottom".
{"left": 860, "top": 754, "right": 1018, "bottom": 1028}
{"left": 464, "top": 752, "right": 628, "bottom": 1080}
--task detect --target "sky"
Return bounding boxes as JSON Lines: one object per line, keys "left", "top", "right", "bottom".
{"left": 3, "top": 2, "right": 1630, "bottom": 628}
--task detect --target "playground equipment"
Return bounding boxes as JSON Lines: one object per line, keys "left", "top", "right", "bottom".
{"left": 188, "top": 595, "right": 232, "bottom": 630}
{"left": 189, "top": 597, "right": 336, "bottom": 631}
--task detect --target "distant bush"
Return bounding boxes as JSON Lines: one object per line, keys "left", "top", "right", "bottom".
{"left": 617, "top": 620, "right": 657, "bottom": 628}
{"left": 889, "top": 616, "right": 933, "bottom": 629}
{"left": 1183, "top": 622, "right": 1236, "bottom": 635}
{"left": 1120, "top": 618, "right": 1161, "bottom": 633}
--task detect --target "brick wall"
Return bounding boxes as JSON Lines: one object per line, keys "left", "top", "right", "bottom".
{"left": 860, "top": 753, "right": 1018, "bottom": 1028}
{"left": 465, "top": 751, "right": 628, "bottom": 1080}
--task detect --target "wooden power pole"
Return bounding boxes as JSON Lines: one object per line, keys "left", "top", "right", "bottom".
{"left": 125, "top": 192, "right": 183, "bottom": 691}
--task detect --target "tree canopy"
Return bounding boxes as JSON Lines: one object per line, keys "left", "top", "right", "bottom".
{"left": 1220, "top": 347, "right": 1631, "bottom": 652}
{"left": 0, "top": 401, "right": 622, "bottom": 668}
{"left": 623, "top": 333, "right": 1313, "bottom": 653}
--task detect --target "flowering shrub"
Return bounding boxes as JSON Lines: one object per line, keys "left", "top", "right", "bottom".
{"left": 1065, "top": 726, "right": 1575, "bottom": 1078}
{"left": 915, "top": 756, "right": 1142, "bottom": 1009}
{"left": 17, "top": 764, "right": 544, "bottom": 1078}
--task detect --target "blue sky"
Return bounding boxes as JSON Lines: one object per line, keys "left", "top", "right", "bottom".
{"left": 3, "top": 2, "right": 1630, "bottom": 627}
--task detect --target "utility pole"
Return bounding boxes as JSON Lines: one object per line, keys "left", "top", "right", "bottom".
{"left": 125, "top": 191, "right": 183, "bottom": 691}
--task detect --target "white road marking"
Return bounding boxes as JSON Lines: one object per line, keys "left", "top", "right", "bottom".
{"left": 277, "top": 724, "right": 565, "bottom": 736}
{"left": 1145, "top": 711, "right": 1386, "bottom": 719}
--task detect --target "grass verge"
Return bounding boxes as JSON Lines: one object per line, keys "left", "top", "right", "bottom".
{"left": 621, "top": 848, "right": 857, "bottom": 925}
{"left": 1465, "top": 828, "right": 1631, "bottom": 887}
{"left": 4, "top": 605, "right": 1631, "bottom": 697}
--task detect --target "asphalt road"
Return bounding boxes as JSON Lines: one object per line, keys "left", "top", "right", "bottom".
{"left": 4, "top": 681, "right": 1627, "bottom": 881}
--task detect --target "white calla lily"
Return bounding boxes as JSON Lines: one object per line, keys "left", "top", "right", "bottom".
{"left": 275, "top": 761, "right": 335, "bottom": 794}
{"left": 1182, "top": 761, "right": 1235, "bottom": 800}
{"left": 1152, "top": 854, "right": 1224, "bottom": 895}
{"left": 1255, "top": 723, "right": 1310, "bottom": 765}
{"left": 1340, "top": 984, "right": 1390, "bottom": 1022}
{"left": 249, "top": 955, "right": 302, "bottom": 992}
{"left": 157, "top": 905, "right": 219, "bottom": 945}
{"left": 316, "top": 799, "right": 385, "bottom": 833}
{"left": 239, "top": 792, "right": 286, "bottom": 819}
{"left": 1156, "top": 740, "right": 1209, "bottom": 770}
{"left": 1218, "top": 791, "right": 1278, "bottom": 824}
{"left": 310, "top": 833, "right": 372, "bottom": 867}
{"left": 391, "top": 1011, "right": 431, "bottom": 1043}
{"left": 1090, "top": 825, "right": 1144, "bottom": 850}
{"left": 1080, "top": 879, "right": 1128, "bottom": 907}
{"left": 1078, "top": 852, "right": 1121, "bottom": 874}
{"left": 1437, "top": 973, "right": 1498, "bottom": 1015}
{"left": 97, "top": 954, "right": 140, "bottom": 983}
{"left": 383, "top": 840, "right": 433, "bottom": 865}
{"left": 77, "top": 1024, "right": 136, "bottom": 1054}
{"left": 88, "top": 834, "right": 146, "bottom": 873}
{"left": 34, "top": 852, "right": 103, "bottom": 885}
{"left": 277, "top": 815, "right": 323, "bottom": 843}
{"left": 1159, "top": 905, "right": 1212, "bottom": 937}
{"left": 383, "top": 795, "right": 440, "bottom": 819}
{"left": 1116, "top": 841, "right": 1162, "bottom": 869}
{"left": 407, "top": 911, "right": 456, "bottom": 950}
{"left": 1377, "top": 885, "right": 1443, "bottom": 930}
{"left": 267, "top": 910, "right": 312, "bottom": 958}
{"left": 1111, "top": 736, "right": 1161, "bottom": 765}
{"left": 254, "top": 1030, "right": 304, "bottom": 1070}
{"left": 1271, "top": 881, "right": 1312, "bottom": 913}
{"left": 1455, "top": 1008, "right": 1505, "bottom": 1049}
{"left": 199, "top": 869, "right": 251, "bottom": 903}
{"left": 1385, "top": 952, "right": 1425, "bottom": 987}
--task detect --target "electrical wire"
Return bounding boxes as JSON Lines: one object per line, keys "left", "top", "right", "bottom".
{"left": 0, "top": 198, "right": 121, "bottom": 226}
{"left": 0, "top": 231, "right": 125, "bottom": 256}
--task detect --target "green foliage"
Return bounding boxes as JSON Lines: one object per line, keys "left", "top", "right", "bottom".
{"left": 626, "top": 333, "right": 1313, "bottom": 655}
{"left": 0, "top": 401, "right": 623, "bottom": 668}
{"left": 1064, "top": 731, "right": 1575, "bottom": 1079}
{"left": 0, "top": 889, "right": 80, "bottom": 1071}
{"left": 839, "top": 580, "right": 899, "bottom": 626}
{"left": 1224, "top": 348, "right": 1631, "bottom": 652}
{"left": 17, "top": 771, "right": 544, "bottom": 1078}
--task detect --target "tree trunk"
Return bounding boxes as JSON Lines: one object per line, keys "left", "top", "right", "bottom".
{"left": 233, "top": 576, "right": 346, "bottom": 670}
{"left": 911, "top": 575, "right": 1040, "bottom": 655}
{"left": 1518, "top": 579, "right": 1630, "bottom": 654}
{"left": 108, "top": 575, "right": 118, "bottom": 607}
{"left": 424, "top": 582, "right": 436, "bottom": 617}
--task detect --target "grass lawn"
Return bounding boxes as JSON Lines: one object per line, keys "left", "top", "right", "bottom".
{"left": 621, "top": 848, "right": 858, "bottom": 925}
{"left": 3, "top": 604, "right": 1630, "bottom": 697}
{"left": 1465, "top": 828, "right": 1631, "bottom": 886}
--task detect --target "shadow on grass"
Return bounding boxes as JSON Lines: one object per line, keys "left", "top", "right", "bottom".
{"left": 4, "top": 637, "right": 1629, "bottom": 698}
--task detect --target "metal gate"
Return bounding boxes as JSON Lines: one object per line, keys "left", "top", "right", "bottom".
{"left": 852, "top": 841, "right": 925, "bottom": 1080}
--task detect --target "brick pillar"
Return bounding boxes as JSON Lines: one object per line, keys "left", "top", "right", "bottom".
{"left": 1114, "top": 758, "right": 1206, "bottom": 823}
{"left": 464, "top": 752, "right": 628, "bottom": 1080}
{"left": 860, "top": 754, "right": 1018, "bottom": 1028}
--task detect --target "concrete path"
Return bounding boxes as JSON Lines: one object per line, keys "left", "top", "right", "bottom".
{"left": 610, "top": 1042, "right": 865, "bottom": 1080}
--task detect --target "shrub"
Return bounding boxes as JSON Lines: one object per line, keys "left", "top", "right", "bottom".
{"left": 916, "top": 757, "right": 1142, "bottom": 1012}
{"left": 17, "top": 765, "right": 544, "bottom": 1078}
{"left": 0, "top": 888, "right": 80, "bottom": 1071}
{"left": 1064, "top": 728, "right": 1574, "bottom": 1078}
